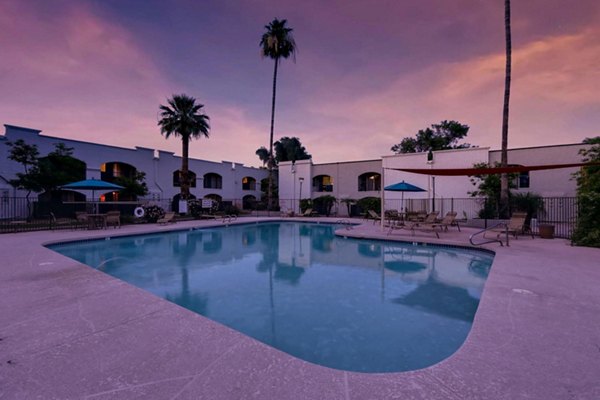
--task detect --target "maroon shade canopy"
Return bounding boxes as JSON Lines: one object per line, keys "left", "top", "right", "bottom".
{"left": 386, "top": 162, "right": 600, "bottom": 176}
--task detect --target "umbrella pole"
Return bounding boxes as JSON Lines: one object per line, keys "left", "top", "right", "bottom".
{"left": 381, "top": 167, "right": 385, "bottom": 230}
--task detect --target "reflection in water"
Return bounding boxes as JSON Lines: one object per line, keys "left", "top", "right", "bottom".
{"left": 357, "top": 242, "right": 382, "bottom": 258}
{"left": 48, "top": 222, "right": 493, "bottom": 373}
{"left": 392, "top": 277, "right": 479, "bottom": 322}
{"left": 274, "top": 265, "right": 305, "bottom": 285}
{"left": 202, "top": 231, "right": 222, "bottom": 253}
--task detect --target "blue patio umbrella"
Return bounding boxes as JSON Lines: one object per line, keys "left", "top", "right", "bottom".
{"left": 384, "top": 180, "right": 426, "bottom": 212}
{"left": 61, "top": 179, "right": 124, "bottom": 211}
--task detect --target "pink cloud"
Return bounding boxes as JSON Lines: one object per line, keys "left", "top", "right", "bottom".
{"left": 298, "top": 25, "right": 600, "bottom": 163}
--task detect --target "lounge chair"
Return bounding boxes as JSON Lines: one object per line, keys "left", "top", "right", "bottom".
{"left": 389, "top": 211, "right": 439, "bottom": 236}
{"left": 431, "top": 211, "right": 460, "bottom": 232}
{"left": 157, "top": 212, "right": 176, "bottom": 225}
{"left": 485, "top": 212, "right": 533, "bottom": 239}
{"left": 300, "top": 208, "right": 317, "bottom": 217}
{"left": 105, "top": 211, "right": 121, "bottom": 228}
{"left": 410, "top": 211, "right": 458, "bottom": 238}
{"left": 367, "top": 210, "right": 381, "bottom": 224}
{"left": 280, "top": 207, "right": 294, "bottom": 217}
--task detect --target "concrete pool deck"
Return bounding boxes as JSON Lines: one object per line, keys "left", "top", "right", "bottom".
{"left": 1, "top": 217, "right": 599, "bottom": 399}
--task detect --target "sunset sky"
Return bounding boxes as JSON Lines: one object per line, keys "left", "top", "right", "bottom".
{"left": 1, "top": 0, "right": 599, "bottom": 167}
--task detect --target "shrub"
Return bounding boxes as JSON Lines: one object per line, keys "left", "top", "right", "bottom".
{"left": 313, "top": 195, "right": 336, "bottom": 216}
{"left": 357, "top": 196, "right": 380, "bottom": 214}
{"left": 143, "top": 205, "right": 165, "bottom": 223}
{"left": 511, "top": 192, "right": 544, "bottom": 228}
{"left": 299, "top": 198, "right": 313, "bottom": 213}
{"left": 223, "top": 204, "right": 240, "bottom": 215}
{"left": 571, "top": 137, "right": 600, "bottom": 247}
{"left": 188, "top": 199, "right": 218, "bottom": 218}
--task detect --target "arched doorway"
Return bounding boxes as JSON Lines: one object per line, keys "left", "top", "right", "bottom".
{"left": 100, "top": 161, "right": 139, "bottom": 201}
{"left": 243, "top": 195, "right": 257, "bottom": 210}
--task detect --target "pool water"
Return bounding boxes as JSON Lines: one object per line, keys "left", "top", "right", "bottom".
{"left": 49, "top": 222, "right": 493, "bottom": 372}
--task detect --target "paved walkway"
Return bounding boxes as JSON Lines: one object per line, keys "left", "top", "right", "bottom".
{"left": 1, "top": 218, "right": 599, "bottom": 399}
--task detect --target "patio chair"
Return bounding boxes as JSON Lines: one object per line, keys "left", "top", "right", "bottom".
{"left": 410, "top": 211, "right": 458, "bottom": 238}
{"left": 389, "top": 211, "right": 439, "bottom": 236}
{"left": 75, "top": 211, "right": 89, "bottom": 230}
{"left": 485, "top": 212, "right": 534, "bottom": 239}
{"left": 300, "top": 208, "right": 317, "bottom": 217}
{"left": 367, "top": 210, "right": 381, "bottom": 224}
{"left": 157, "top": 212, "right": 176, "bottom": 225}
{"left": 105, "top": 211, "right": 121, "bottom": 229}
{"left": 431, "top": 211, "right": 460, "bottom": 232}
{"left": 280, "top": 207, "right": 294, "bottom": 217}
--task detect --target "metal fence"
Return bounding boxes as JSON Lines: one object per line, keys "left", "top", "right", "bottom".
{"left": 0, "top": 196, "right": 578, "bottom": 239}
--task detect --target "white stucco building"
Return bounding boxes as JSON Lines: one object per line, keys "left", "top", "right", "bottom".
{"left": 0, "top": 125, "right": 268, "bottom": 211}
{"left": 279, "top": 143, "right": 590, "bottom": 217}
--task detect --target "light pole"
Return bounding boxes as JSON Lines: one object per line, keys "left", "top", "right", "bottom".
{"left": 298, "top": 177, "right": 304, "bottom": 214}
{"left": 292, "top": 163, "right": 296, "bottom": 215}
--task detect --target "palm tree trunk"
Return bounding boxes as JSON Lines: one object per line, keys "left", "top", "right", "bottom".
{"left": 267, "top": 58, "right": 279, "bottom": 210}
{"left": 181, "top": 136, "right": 190, "bottom": 200}
{"left": 500, "top": 0, "right": 512, "bottom": 218}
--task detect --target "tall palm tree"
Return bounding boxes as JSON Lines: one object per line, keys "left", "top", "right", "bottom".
{"left": 500, "top": 0, "right": 512, "bottom": 217}
{"left": 158, "top": 94, "right": 210, "bottom": 200}
{"left": 260, "top": 18, "right": 297, "bottom": 210}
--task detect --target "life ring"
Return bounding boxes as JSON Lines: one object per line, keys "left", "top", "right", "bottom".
{"left": 134, "top": 207, "right": 145, "bottom": 218}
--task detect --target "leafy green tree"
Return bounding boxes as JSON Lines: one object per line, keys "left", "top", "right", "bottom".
{"left": 357, "top": 196, "right": 381, "bottom": 215}
{"left": 511, "top": 192, "right": 544, "bottom": 229}
{"left": 5, "top": 141, "right": 86, "bottom": 216}
{"left": 313, "top": 195, "right": 336, "bottom": 216}
{"left": 158, "top": 94, "right": 210, "bottom": 200}
{"left": 5, "top": 139, "right": 41, "bottom": 217}
{"left": 500, "top": 0, "right": 513, "bottom": 218}
{"left": 273, "top": 137, "right": 311, "bottom": 163}
{"left": 299, "top": 198, "right": 313, "bottom": 213}
{"left": 260, "top": 18, "right": 297, "bottom": 210}
{"left": 391, "top": 120, "right": 471, "bottom": 154}
{"left": 256, "top": 136, "right": 311, "bottom": 167}
{"left": 255, "top": 147, "right": 270, "bottom": 167}
{"left": 113, "top": 171, "right": 149, "bottom": 201}
{"left": 468, "top": 162, "right": 517, "bottom": 218}
{"left": 571, "top": 137, "right": 600, "bottom": 247}
{"left": 35, "top": 144, "right": 86, "bottom": 196}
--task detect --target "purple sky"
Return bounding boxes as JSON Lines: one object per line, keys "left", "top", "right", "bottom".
{"left": 2, "top": 0, "right": 599, "bottom": 167}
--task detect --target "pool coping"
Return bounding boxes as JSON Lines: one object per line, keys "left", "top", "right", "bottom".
{"left": 2, "top": 217, "right": 599, "bottom": 399}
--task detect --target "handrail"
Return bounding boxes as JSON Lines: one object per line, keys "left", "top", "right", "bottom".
{"left": 335, "top": 219, "right": 354, "bottom": 229}
{"left": 469, "top": 222, "right": 509, "bottom": 247}
{"left": 221, "top": 214, "right": 238, "bottom": 224}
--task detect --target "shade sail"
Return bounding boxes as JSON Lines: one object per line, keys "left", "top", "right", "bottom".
{"left": 386, "top": 162, "right": 600, "bottom": 176}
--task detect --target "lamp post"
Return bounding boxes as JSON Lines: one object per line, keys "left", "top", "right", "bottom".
{"left": 292, "top": 163, "right": 296, "bottom": 215}
{"left": 427, "top": 149, "right": 435, "bottom": 212}
{"left": 298, "top": 177, "right": 304, "bottom": 214}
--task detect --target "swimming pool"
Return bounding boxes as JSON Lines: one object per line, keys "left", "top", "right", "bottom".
{"left": 48, "top": 221, "right": 493, "bottom": 373}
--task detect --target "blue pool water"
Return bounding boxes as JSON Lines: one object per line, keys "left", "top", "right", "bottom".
{"left": 49, "top": 222, "right": 493, "bottom": 372}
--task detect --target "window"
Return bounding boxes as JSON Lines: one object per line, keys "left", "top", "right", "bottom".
{"left": 313, "top": 175, "right": 333, "bottom": 192}
{"left": 172, "top": 170, "right": 197, "bottom": 187}
{"left": 358, "top": 172, "right": 381, "bottom": 191}
{"left": 518, "top": 171, "right": 530, "bottom": 188}
{"left": 100, "top": 162, "right": 136, "bottom": 181}
{"left": 203, "top": 173, "right": 222, "bottom": 189}
{"left": 242, "top": 177, "right": 256, "bottom": 191}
